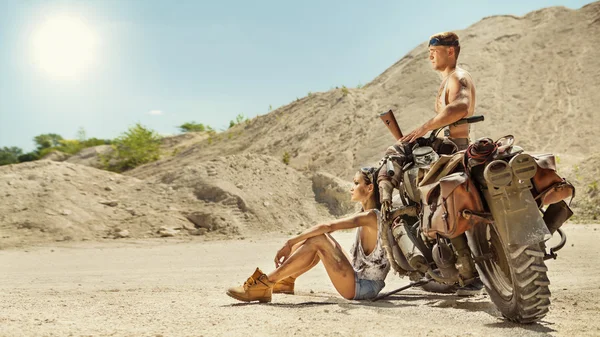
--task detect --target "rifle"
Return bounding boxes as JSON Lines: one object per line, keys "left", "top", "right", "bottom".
{"left": 379, "top": 110, "right": 403, "bottom": 140}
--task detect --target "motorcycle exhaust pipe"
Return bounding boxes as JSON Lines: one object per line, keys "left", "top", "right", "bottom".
{"left": 392, "top": 222, "right": 428, "bottom": 273}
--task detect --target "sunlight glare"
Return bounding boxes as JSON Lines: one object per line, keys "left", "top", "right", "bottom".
{"left": 32, "top": 16, "right": 97, "bottom": 78}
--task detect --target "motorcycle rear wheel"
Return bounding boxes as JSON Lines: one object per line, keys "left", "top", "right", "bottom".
{"left": 470, "top": 223, "right": 551, "bottom": 323}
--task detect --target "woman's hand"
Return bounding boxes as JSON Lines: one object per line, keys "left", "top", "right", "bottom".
{"left": 274, "top": 241, "right": 292, "bottom": 268}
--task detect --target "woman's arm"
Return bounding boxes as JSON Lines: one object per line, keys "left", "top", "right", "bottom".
{"left": 273, "top": 210, "right": 378, "bottom": 267}
{"left": 286, "top": 210, "right": 377, "bottom": 247}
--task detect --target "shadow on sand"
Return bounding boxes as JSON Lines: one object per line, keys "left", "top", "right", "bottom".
{"left": 223, "top": 291, "right": 556, "bottom": 333}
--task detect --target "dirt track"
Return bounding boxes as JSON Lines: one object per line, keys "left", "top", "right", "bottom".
{"left": 1, "top": 224, "right": 599, "bottom": 337}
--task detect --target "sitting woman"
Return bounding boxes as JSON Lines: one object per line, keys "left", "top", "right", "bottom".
{"left": 226, "top": 167, "right": 390, "bottom": 302}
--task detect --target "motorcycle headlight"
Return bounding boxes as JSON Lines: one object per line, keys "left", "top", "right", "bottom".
{"left": 484, "top": 160, "right": 513, "bottom": 188}
{"left": 509, "top": 153, "right": 537, "bottom": 181}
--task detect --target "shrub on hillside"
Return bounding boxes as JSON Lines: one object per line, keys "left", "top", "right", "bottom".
{"left": 102, "top": 123, "right": 161, "bottom": 172}
{"left": 0, "top": 147, "right": 23, "bottom": 166}
{"left": 229, "top": 114, "right": 248, "bottom": 129}
{"left": 282, "top": 151, "right": 290, "bottom": 165}
{"left": 179, "top": 122, "right": 206, "bottom": 133}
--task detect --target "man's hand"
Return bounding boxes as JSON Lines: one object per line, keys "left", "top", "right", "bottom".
{"left": 274, "top": 241, "right": 292, "bottom": 268}
{"left": 400, "top": 124, "right": 429, "bottom": 143}
{"left": 381, "top": 200, "right": 392, "bottom": 221}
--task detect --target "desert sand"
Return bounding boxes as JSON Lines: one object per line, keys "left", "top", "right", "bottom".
{"left": 1, "top": 225, "right": 599, "bottom": 337}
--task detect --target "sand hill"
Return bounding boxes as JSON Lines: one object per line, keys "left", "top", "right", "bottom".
{"left": 0, "top": 156, "right": 344, "bottom": 248}
{"left": 2, "top": 2, "right": 599, "bottom": 248}
{"left": 157, "top": 3, "right": 599, "bottom": 180}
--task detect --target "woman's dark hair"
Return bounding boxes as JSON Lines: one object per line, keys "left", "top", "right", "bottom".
{"left": 359, "top": 166, "right": 382, "bottom": 211}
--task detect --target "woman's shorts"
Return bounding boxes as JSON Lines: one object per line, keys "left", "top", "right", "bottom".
{"left": 353, "top": 274, "right": 385, "bottom": 300}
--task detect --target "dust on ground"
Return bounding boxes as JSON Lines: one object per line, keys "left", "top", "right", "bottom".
{"left": 1, "top": 225, "right": 599, "bottom": 337}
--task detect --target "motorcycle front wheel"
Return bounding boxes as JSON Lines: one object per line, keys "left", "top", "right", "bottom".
{"left": 469, "top": 223, "right": 551, "bottom": 323}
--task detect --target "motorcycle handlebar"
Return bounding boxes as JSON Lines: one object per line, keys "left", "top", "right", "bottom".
{"left": 452, "top": 115, "right": 484, "bottom": 126}
{"left": 429, "top": 115, "right": 485, "bottom": 141}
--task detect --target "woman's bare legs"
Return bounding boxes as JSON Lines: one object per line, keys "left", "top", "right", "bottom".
{"left": 266, "top": 233, "right": 356, "bottom": 299}
{"left": 285, "top": 241, "right": 320, "bottom": 279}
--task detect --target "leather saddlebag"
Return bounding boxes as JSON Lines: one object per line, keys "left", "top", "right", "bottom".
{"left": 420, "top": 172, "right": 485, "bottom": 239}
{"left": 532, "top": 154, "right": 575, "bottom": 205}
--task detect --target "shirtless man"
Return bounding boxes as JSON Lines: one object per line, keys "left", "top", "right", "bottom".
{"left": 377, "top": 32, "right": 483, "bottom": 295}
{"left": 378, "top": 32, "right": 476, "bottom": 217}
{"left": 401, "top": 31, "right": 476, "bottom": 151}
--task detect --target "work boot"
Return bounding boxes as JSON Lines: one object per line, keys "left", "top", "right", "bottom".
{"left": 226, "top": 267, "right": 274, "bottom": 303}
{"left": 272, "top": 276, "right": 295, "bottom": 294}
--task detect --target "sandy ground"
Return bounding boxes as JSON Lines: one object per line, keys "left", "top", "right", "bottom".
{"left": 1, "top": 224, "right": 599, "bottom": 337}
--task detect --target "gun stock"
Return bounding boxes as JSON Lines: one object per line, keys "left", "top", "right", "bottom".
{"left": 379, "top": 110, "right": 403, "bottom": 140}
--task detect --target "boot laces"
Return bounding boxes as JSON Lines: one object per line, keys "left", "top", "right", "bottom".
{"left": 243, "top": 276, "right": 256, "bottom": 290}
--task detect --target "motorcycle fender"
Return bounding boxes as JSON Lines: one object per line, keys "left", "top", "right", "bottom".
{"left": 482, "top": 184, "right": 551, "bottom": 246}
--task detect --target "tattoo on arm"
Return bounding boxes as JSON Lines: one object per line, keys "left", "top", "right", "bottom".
{"left": 452, "top": 77, "right": 471, "bottom": 104}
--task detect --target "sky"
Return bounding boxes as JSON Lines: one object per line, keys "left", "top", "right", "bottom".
{"left": 0, "top": 0, "right": 593, "bottom": 153}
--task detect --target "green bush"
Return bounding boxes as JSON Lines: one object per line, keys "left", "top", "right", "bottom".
{"left": 38, "top": 137, "right": 112, "bottom": 158}
{"left": 282, "top": 151, "right": 290, "bottom": 165}
{"left": 229, "top": 114, "right": 248, "bottom": 129}
{"left": 18, "top": 152, "right": 40, "bottom": 163}
{"left": 103, "top": 123, "right": 161, "bottom": 172}
{"left": 82, "top": 137, "right": 111, "bottom": 147}
{"left": 0, "top": 130, "right": 112, "bottom": 166}
{"left": 341, "top": 86, "right": 349, "bottom": 96}
{"left": 56, "top": 139, "right": 84, "bottom": 155}
{"left": 0, "top": 147, "right": 23, "bottom": 166}
{"left": 179, "top": 122, "right": 206, "bottom": 133}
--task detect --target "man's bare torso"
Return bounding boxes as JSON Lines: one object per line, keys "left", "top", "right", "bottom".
{"left": 435, "top": 67, "right": 476, "bottom": 139}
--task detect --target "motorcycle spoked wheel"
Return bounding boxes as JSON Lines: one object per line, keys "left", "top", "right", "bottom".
{"left": 469, "top": 223, "right": 551, "bottom": 324}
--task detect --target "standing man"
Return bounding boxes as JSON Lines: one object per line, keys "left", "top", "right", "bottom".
{"left": 401, "top": 32, "right": 476, "bottom": 151}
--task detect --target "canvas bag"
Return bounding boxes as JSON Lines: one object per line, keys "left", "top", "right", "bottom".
{"left": 531, "top": 154, "right": 575, "bottom": 205}
{"left": 420, "top": 172, "right": 485, "bottom": 239}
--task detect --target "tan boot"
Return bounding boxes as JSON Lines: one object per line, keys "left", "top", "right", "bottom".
{"left": 273, "top": 276, "right": 295, "bottom": 295}
{"left": 226, "top": 268, "right": 274, "bottom": 303}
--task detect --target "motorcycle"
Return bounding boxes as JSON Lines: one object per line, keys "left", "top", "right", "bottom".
{"left": 374, "top": 111, "right": 575, "bottom": 324}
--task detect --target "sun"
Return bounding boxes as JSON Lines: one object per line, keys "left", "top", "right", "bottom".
{"left": 32, "top": 16, "right": 97, "bottom": 78}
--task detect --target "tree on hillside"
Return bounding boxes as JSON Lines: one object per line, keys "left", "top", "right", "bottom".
{"left": 0, "top": 146, "right": 23, "bottom": 166}
{"left": 103, "top": 123, "right": 161, "bottom": 172}
{"left": 34, "top": 133, "right": 63, "bottom": 151}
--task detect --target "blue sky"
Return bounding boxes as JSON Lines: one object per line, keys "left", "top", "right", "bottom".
{"left": 0, "top": 0, "right": 592, "bottom": 152}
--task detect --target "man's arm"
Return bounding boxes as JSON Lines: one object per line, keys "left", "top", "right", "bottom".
{"left": 401, "top": 75, "right": 472, "bottom": 143}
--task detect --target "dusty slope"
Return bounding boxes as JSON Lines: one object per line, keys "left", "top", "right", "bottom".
{"left": 142, "top": 2, "right": 599, "bottom": 181}
{"left": 1, "top": 225, "right": 598, "bottom": 336}
{"left": 0, "top": 156, "right": 340, "bottom": 249}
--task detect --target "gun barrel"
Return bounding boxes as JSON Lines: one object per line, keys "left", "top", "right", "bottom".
{"left": 379, "top": 110, "right": 403, "bottom": 140}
